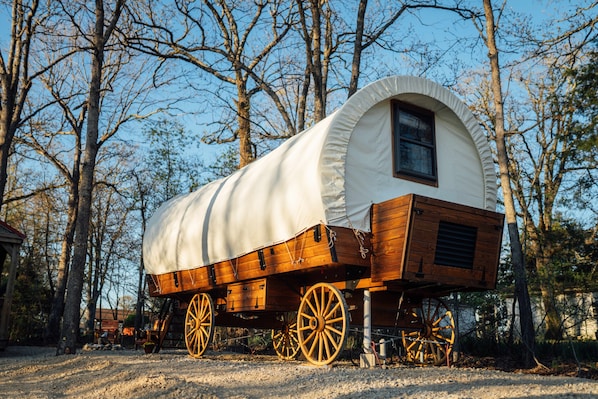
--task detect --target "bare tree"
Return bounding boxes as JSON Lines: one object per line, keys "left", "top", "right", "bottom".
{"left": 128, "top": 0, "right": 294, "bottom": 168}
{"left": 0, "top": 0, "right": 78, "bottom": 210}
{"left": 478, "top": 0, "right": 535, "bottom": 367}
{"left": 510, "top": 49, "right": 598, "bottom": 340}
{"left": 465, "top": 1, "right": 598, "bottom": 344}
{"left": 295, "top": 0, "right": 330, "bottom": 121}
{"left": 14, "top": 58, "right": 89, "bottom": 343}
{"left": 347, "top": 0, "right": 425, "bottom": 97}
{"left": 130, "top": 168, "right": 150, "bottom": 342}
{"left": 15, "top": 124, "right": 82, "bottom": 343}
{"left": 57, "top": 0, "right": 168, "bottom": 354}
{"left": 0, "top": 0, "right": 41, "bottom": 210}
{"left": 84, "top": 165, "right": 134, "bottom": 337}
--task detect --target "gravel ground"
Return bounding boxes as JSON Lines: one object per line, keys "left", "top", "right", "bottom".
{"left": 1, "top": 346, "right": 597, "bottom": 399}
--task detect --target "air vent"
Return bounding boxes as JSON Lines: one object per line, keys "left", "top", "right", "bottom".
{"left": 434, "top": 221, "right": 477, "bottom": 269}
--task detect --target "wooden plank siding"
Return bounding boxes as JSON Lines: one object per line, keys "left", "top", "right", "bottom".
{"left": 226, "top": 278, "right": 301, "bottom": 312}
{"left": 371, "top": 194, "right": 504, "bottom": 290}
{"left": 146, "top": 224, "right": 372, "bottom": 301}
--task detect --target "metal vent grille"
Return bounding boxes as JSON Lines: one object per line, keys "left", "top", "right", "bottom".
{"left": 434, "top": 221, "right": 477, "bottom": 269}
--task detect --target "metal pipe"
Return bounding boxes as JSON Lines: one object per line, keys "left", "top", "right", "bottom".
{"left": 379, "top": 338, "right": 386, "bottom": 363}
{"left": 363, "top": 289, "right": 371, "bottom": 353}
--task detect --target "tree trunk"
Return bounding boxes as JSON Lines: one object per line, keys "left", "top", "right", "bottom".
{"left": 0, "top": 133, "right": 13, "bottom": 210}
{"left": 530, "top": 238, "right": 562, "bottom": 340}
{"left": 44, "top": 201, "right": 77, "bottom": 344}
{"left": 309, "top": 0, "right": 325, "bottom": 122}
{"left": 133, "top": 171, "right": 148, "bottom": 342}
{"left": 483, "top": 0, "right": 536, "bottom": 367}
{"left": 539, "top": 283, "right": 562, "bottom": 339}
{"left": 237, "top": 81, "right": 253, "bottom": 168}
{"left": 59, "top": 133, "right": 99, "bottom": 354}
{"left": 45, "top": 146, "right": 80, "bottom": 344}
{"left": 58, "top": 0, "right": 115, "bottom": 355}
{"left": 348, "top": 0, "right": 367, "bottom": 98}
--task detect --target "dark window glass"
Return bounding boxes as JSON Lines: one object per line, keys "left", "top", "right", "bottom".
{"left": 392, "top": 101, "right": 437, "bottom": 184}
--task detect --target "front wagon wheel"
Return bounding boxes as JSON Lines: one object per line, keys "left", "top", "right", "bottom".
{"left": 297, "top": 283, "right": 349, "bottom": 366}
{"left": 185, "top": 293, "right": 215, "bottom": 358}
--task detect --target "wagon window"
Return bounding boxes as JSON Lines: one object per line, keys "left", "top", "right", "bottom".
{"left": 391, "top": 101, "right": 437, "bottom": 185}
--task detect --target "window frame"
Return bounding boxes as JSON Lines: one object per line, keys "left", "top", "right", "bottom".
{"left": 391, "top": 100, "right": 438, "bottom": 186}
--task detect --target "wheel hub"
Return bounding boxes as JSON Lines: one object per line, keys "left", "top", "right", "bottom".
{"left": 309, "top": 315, "right": 326, "bottom": 332}
{"left": 422, "top": 322, "right": 433, "bottom": 338}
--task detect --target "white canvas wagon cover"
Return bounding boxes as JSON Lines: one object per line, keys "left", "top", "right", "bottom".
{"left": 143, "top": 76, "right": 497, "bottom": 276}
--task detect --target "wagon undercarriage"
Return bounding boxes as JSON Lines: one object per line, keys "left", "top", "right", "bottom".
{"left": 146, "top": 194, "right": 504, "bottom": 366}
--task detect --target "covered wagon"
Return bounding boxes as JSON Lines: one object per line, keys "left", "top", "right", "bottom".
{"left": 142, "top": 76, "right": 504, "bottom": 365}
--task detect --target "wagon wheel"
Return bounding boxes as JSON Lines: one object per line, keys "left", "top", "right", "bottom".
{"left": 185, "top": 293, "right": 215, "bottom": 358}
{"left": 272, "top": 312, "right": 300, "bottom": 360}
{"left": 401, "top": 298, "right": 455, "bottom": 366}
{"left": 297, "top": 283, "right": 349, "bottom": 366}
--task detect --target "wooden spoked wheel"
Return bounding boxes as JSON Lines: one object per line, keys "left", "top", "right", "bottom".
{"left": 272, "top": 312, "right": 300, "bottom": 360}
{"left": 401, "top": 298, "right": 455, "bottom": 366}
{"left": 184, "top": 293, "right": 215, "bottom": 358}
{"left": 297, "top": 283, "right": 349, "bottom": 366}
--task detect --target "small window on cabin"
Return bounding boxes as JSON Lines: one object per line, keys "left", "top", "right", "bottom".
{"left": 391, "top": 101, "right": 437, "bottom": 185}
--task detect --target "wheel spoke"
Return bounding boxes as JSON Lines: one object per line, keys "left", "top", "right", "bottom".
{"left": 323, "top": 329, "right": 341, "bottom": 351}
{"left": 322, "top": 290, "right": 334, "bottom": 316}
{"left": 324, "top": 301, "right": 341, "bottom": 321}
{"left": 305, "top": 295, "right": 318, "bottom": 316}
{"left": 326, "top": 315, "right": 344, "bottom": 325}
{"left": 307, "top": 331, "right": 319, "bottom": 358}
{"left": 324, "top": 324, "right": 343, "bottom": 338}
{"left": 318, "top": 287, "right": 326, "bottom": 315}
{"left": 303, "top": 328, "right": 318, "bottom": 347}
{"left": 322, "top": 331, "right": 333, "bottom": 360}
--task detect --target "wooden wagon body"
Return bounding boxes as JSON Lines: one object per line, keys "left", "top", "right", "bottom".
{"left": 143, "top": 76, "right": 504, "bottom": 365}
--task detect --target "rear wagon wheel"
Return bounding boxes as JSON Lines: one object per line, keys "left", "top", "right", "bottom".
{"left": 272, "top": 312, "right": 300, "bottom": 360}
{"left": 402, "top": 298, "right": 455, "bottom": 365}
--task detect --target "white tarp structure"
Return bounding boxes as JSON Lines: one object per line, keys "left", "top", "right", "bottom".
{"left": 143, "top": 76, "right": 497, "bottom": 276}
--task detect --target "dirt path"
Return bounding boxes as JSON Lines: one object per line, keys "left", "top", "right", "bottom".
{"left": 1, "top": 346, "right": 597, "bottom": 399}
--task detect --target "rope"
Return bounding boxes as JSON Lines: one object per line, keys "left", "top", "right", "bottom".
{"left": 284, "top": 232, "right": 306, "bottom": 265}
{"left": 229, "top": 259, "right": 239, "bottom": 280}
{"left": 284, "top": 241, "right": 295, "bottom": 264}
{"left": 353, "top": 229, "right": 369, "bottom": 259}
{"left": 322, "top": 223, "right": 337, "bottom": 249}
{"left": 340, "top": 218, "right": 369, "bottom": 259}
{"left": 296, "top": 232, "right": 306, "bottom": 263}
{"left": 403, "top": 336, "right": 449, "bottom": 345}
{"left": 149, "top": 274, "right": 161, "bottom": 294}
{"left": 186, "top": 269, "right": 196, "bottom": 286}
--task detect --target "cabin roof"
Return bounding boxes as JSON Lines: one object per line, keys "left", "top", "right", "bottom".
{"left": 0, "top": 220, "right": 25, "bottom": 245}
